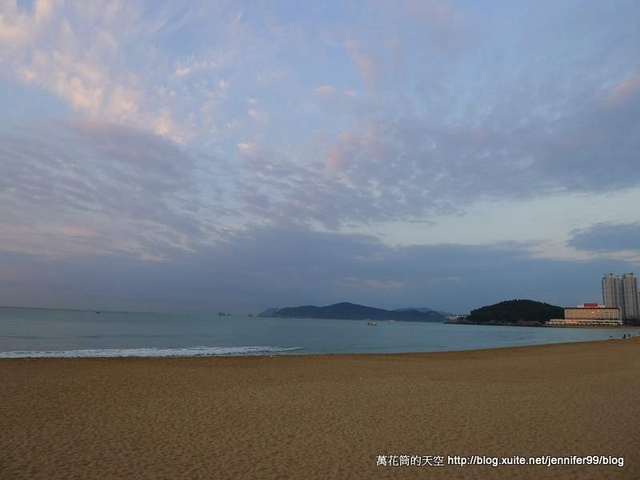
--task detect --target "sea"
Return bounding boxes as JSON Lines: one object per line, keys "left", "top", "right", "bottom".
{"left": 0, "top": 306, "right": 635, "bottom": 359}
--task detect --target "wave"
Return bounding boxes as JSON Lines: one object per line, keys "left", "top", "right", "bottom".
{"left": 0, "top": 345, "right": 304, "bottom": 359}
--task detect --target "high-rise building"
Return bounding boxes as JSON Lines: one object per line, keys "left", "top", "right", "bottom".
{"left": 602, "top": 273, "right": 624, "bottom": 317}
{"left": 602, "top": 272, "right": 639, "bottom": 320}
{"left": 621, "top": 273, "right": 639, "bottom": 320}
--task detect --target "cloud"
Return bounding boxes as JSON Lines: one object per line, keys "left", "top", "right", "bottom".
{"left": 314, "top": 85, "right": 335, "bottom": 96}
{"left": 206, "top": 226, "right": 627, "bottom": 312}
{"left": 175, "top": 66, "right": 192, "bottom": 77}
{"left": 0, "top": 1, "right": 252, "bottom": 143}
{"left": 0, "top": 118, "right": 232, "bottom": 259}
{"left": 3, "top": 1, "right": 637, "bottom": 231}
{"left": 607, "top": 75, "right": 640, "bottom": 107}
{"left": 0, "top": 223, "right": 628, "bottom": 313}
{"left": 247, "top": 108, "right": 269, "bottom": 124}
{"left": 344, "top": 39, "right": 379, "bottom": 89}
{"left": 236, "top": 142, "right": 255, "bottom": 154}
{"left": 569, "top": 222, "right": 640, "bottom": 254}
{"left": 324, "top": 130, "right": 357, "bottom": 173}
{"left": 340, "top": 278, "right": 405, "bottom": 291}
{"left": 300, "top": 1, "right": 640, "bottom": 223}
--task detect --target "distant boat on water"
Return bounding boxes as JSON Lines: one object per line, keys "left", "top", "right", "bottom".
{"left": 366, "top": 321, "right": 377, "bottom": 326}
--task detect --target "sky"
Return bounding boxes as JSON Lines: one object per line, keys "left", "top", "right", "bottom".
{"left": 1, "top": 0, "right": 640, "bottom": 314}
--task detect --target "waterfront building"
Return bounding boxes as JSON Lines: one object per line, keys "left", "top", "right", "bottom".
{"left": 548, "top": 303, "right": 622, "bottom": 326}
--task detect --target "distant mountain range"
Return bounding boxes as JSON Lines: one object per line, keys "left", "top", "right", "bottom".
{"left": 257, "top": 302, "right": 447, "bottom": 322}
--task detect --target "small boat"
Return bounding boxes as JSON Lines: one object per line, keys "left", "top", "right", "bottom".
{"left": 366, "top": 321, "right": 377, "bottom": 326}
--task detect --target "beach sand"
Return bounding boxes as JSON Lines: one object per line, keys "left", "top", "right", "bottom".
{"left": 1, "top": 339, "right": 639, "bottom": 480}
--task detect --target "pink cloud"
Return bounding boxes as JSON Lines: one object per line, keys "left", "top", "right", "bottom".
{"left": 325, "top": 131, "right": 359, "bottom": 173}
{"left": 248, "top": 108, "right": 269, "bottom": 123}
{"left": 314, "top": 85, "right": 335, "bottom": 96}
{"left": 236, "top": 142, "right": 255, "bottom": 154}
{"left": 607, "top": 74, "right": 640, "bottom": 106}
{"left": 344, "top": 40, "right": 379, "bottom": 89}
{"left": 325, "top": 147, "right": 347, "bottom": 172}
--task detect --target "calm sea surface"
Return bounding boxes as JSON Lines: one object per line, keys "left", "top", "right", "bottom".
{"left": 0, "top": 307, "right": 634, "bottom": 358}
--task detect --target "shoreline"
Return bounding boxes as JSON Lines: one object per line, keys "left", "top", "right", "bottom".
{"left": 446, "top": 320, "right": 640, "bottom": 329}
{"left": 1, "top": 335, "right": 638, "bottom": 360}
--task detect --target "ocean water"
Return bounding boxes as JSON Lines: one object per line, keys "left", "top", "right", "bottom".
{"left": 0, "top": 307, "right": 634, "bottom": 358}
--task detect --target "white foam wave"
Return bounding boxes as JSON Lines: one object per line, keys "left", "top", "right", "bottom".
{"left": 0, "top": 346, "right": 303, "bottom": 359}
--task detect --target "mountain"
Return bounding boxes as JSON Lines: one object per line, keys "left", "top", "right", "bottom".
{"left": 265, "top": 302, "right": 446, "bottom": 322}
{"left": 394, "top": 307, "right": 433, "bottom": 313}
{"left": 394, "top": 307, "right": 456, "bottom": 317}
{"left": 455, "top": 299, "right": 563, "bottom": 326}
{"left": 257, "top": 308, "right": 279, "bottom": 318}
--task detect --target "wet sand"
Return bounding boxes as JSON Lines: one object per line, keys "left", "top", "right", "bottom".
{"left": 1, "top": 338, "right": 639, "bottom": 479}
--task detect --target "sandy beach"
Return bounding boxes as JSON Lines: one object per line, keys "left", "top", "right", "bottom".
{"left": 1, "top": 338, "right": 639, "bottom": 480}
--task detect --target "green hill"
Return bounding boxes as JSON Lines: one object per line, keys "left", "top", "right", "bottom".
{"left": 462, "top": 299, "right": 563, "bottom": 325}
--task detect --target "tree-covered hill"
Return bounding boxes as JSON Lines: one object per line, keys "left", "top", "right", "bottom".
{"left": 462, "top": 299, "right": 563, "bottom": 325}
